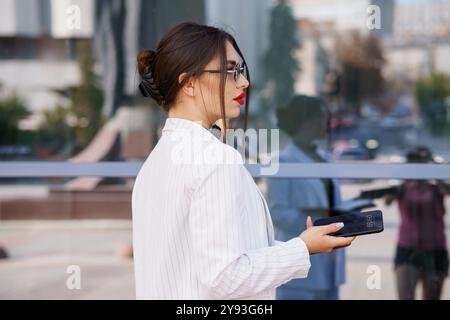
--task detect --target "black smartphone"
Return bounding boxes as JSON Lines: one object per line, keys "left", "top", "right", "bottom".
{"left": 313, "top": 210, "right": 384, "bottom": 237}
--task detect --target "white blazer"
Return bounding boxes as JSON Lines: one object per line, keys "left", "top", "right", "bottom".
{"left": 132, "top": 117, "right": 311, "bottom": 299}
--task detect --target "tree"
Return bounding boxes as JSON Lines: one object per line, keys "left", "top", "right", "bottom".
{"left": 0, "top": 93, "right": 29, "bottom": 145}
{"left": 261, "top": 0, "right": 300, "bottom": 112}
{"left": 38, "top": 105, "right": 72, "bottom": 155}
{"left": 39, "top": 40, "right": 104, "bottom": 155}
{"left": 334, "top": 31, "right": 385, "bottom": 114}
{"left": 415, "top": 73, "right": 450, "bottom": 136}
{"left": 68, "top": 40, "right": 105, "bottom": 152}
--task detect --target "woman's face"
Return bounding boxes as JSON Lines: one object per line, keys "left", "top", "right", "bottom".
{"left": 195, "top": 40, "right": 250, "bottom": 122}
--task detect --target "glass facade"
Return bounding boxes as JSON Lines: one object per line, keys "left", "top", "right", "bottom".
{"left": 1, "top": 0, "right": 449, "bottom": 300}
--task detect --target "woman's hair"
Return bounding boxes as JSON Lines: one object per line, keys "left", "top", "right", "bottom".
{"left": 137, "top": 21, "right": 251, "bottom": 136}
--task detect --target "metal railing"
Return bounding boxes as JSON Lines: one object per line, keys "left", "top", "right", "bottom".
{"left": 0, "top": 162, "right": 449, "bottom": 179}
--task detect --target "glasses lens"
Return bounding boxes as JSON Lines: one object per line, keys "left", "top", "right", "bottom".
{"left": 234, "top": 63, "right": 245, "bottom": 81}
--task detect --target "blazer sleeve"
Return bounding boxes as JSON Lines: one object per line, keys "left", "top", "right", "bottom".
{"left": 188, "top": 150, "right": 311, "bottom": 299}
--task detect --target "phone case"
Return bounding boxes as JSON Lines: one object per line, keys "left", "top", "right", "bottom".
{"left": 313, "top": 210, "right": 384, "bottom": 237}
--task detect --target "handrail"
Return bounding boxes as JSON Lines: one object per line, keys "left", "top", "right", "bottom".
{"left": 0, "top": 162, "right": 449, "bottom": 179}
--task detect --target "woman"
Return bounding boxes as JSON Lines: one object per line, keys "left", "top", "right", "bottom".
{"left": 385, "top": 146, "right": 449, "bottom": 300}
{"left": 132, "top": 22, "right": 355, "bottom": 300}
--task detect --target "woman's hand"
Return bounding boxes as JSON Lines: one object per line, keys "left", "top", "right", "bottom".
{"left": 299, "top": 216, "right": 356, "bottom": 254}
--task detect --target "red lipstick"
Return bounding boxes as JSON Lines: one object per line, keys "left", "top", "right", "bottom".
{"left": 233, "top": 92, "right": 246, "bottom": 105}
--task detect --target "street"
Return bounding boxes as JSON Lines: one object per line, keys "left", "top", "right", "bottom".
{"left": 1, "top": 180, "right": 449, "bottom": 300}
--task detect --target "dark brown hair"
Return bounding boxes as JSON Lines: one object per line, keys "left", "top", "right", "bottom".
{"left": 137, "top": 22, "right": 251, "bottom": 139}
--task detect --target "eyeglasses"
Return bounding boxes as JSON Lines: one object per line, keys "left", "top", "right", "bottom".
{"left": 202, "top": 62, "right": 246, "bottom": 82}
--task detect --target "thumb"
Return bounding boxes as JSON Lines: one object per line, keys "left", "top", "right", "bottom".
{"left": 318, "top": 222, "right": 344, "bottom": 235}
{"left": 306, "top": 216, "right": 313, "bottom": 229}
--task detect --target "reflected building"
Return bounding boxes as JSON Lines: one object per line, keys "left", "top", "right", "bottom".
{"left": 289, "top": 0, "right": 450, "bottom": 96}
{"left": 384, "top": 0, "right": 450, "bottom": 80}
{"left": 0, "top": 0, "right": 271, "bottom": 126}
{"left": 0, "top": 0, "right": 94, "bottom": 129}
{"left": 206, "top": 0, "right": 271, "bottom": 82}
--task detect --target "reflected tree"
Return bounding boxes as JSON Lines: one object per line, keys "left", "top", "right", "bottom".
{"left": 415, "top": 73, "right": 450, "bottom": 136}
{"left": 258, "top": 0, "right": 299, "bottom": 128}
{"left": 334, "top": 32, "right": 385, "bottom": 115}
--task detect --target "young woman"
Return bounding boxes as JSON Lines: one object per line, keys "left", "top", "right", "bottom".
{"left": 385, "top": 146, "right": 449, "bottom": 300}
{"left": 132, "top": 22, "right": 355, "bottom": 299}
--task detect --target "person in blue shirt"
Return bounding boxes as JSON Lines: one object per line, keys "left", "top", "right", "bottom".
{"left": 267, "top": 95, "right": 346, "bottom": 300}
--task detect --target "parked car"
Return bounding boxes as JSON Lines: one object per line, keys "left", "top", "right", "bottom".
{"left": 332, "top": 138, "right": 378, "bottom": 161}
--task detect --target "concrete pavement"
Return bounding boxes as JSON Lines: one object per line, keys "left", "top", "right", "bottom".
{"left": 0, "top": 181, "right": 449, "bottom": 299}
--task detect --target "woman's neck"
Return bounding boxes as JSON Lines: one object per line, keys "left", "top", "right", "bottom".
{"left": 168, "top": 112, "right": 212, "bottom": 129}
{"left": 168, "top": 107, "right": 215, "bottom": 129}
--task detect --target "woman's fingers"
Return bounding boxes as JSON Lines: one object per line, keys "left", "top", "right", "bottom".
{"left": 306, "top": 216, "right": 313, "bottom": 229}
{"left": 330, "top": 236, "right": 356, "bottom": 248}
{"left": 316, "top": 222, "right": 345, "bottom": 235}
{"left": 299, "top": 223, "right": 356, "bottom": 254}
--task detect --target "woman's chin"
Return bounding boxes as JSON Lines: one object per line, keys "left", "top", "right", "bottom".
{"left": 227, "top": 106, "right": 242, "bottom": 118}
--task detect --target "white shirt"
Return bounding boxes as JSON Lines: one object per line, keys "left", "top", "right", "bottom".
{"left": 132, "top": 117, "right": 311, "bottom": 299}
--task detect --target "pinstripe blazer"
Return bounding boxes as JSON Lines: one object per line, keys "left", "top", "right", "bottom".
{"left": 132, "top": 117, "right": 311, "bottom": 299}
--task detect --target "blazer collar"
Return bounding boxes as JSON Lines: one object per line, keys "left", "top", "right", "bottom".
{"left": 162, "top": 117, "right": 221, "bottom": 141}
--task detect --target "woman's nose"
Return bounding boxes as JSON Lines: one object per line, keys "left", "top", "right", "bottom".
{"left": 237, "top": 74, "right": 250, "bottom": 89}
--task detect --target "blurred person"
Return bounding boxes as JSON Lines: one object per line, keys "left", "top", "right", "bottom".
{"left": 384, "top": 146, "right": 449, "bottom": 300}
{"left": 131, "top": 22, "right": 355, "bottom": 299}
{"left": 0, "top": 244, "right": 8, "bottom": 259}
{"left": 267, "top": 95, "right": 347, "bottom": 300}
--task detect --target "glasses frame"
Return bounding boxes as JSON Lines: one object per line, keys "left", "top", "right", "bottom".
{"left": 202, "top": 62, "right": 246, "bottom": 82}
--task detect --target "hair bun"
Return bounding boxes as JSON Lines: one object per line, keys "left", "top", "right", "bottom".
{"left": 137, "top": 49, "right": 166, "bottom": 105}
{"left": 137, "top": 49, "right": 156, "bottom": 77}
{"left": 139, "top": 68, "right": 165, "bottom": 104}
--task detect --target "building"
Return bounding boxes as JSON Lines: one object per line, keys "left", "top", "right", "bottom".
{"left": 0, "top": 0, "right": 272, "bottom": 125}
{"left": 289, "top": 0, "right": 373, "bottom": 97}
{"left": 293, "top": 19, "right": 331, "bottom": 96}
{"left": 0, "top": 0, "right": 94, "bottom": 130}
{"left": 383, "top": 0, "right": 450, "bottom": 82}
{"left": 206, "top": 0, "right": 271, "bottom": 83}
{"left": 289, "top": 0, "right": 450, "bottom": 96}
{"left": 290, "top": 0, "right": 371, "bottom": 33}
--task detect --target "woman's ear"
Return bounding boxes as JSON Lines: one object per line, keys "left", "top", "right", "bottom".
{"left": 178, "top": 72, "right": 195, "bottom": 97}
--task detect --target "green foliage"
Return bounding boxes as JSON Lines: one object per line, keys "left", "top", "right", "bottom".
{"left": 415, "top": 73, "right": 450, "bottom": 135}
{"left": 0, "top": 93, "right": 30, "bottom": 145}
{"left": 38, "top": 105, "right": 73, "bottom": 154}
{"left": 39, "top": 40, "right": 105, "bottom": 156}
{"left": 69, "top": 40, "right": 105, "bottom": 152}
{"left": 261, "top": 0, "right": 300, "bottom": 111}
{"left": 334, "top": 32, "right": 385, "bottom": 113}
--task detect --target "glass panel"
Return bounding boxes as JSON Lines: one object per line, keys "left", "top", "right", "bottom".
{"left": 262, "top": 176, "right": 450, "bottom": 300}
{"left": 0, "top": 177, "right": 134, "bottom": 299}
{"left": 0, "top": 0, "right": 204, "bottom": 162}
{"left": 1, "top": 0, "right": 450, "bottom": 301}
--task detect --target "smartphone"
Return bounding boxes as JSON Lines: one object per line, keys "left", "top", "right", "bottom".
{"left": 313, "top": 210, "right": 384, "bottom": 237}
